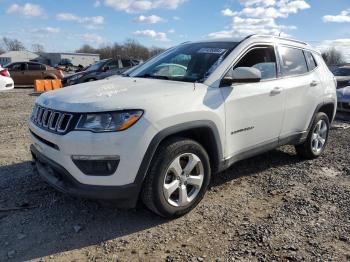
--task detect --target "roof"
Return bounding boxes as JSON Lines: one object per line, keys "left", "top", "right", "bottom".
{"left": 45, "top": 52, "right": 100, "bottom": 56}
{"left": 0, "top": 50, "right": 39, "bottom": 57}
{"left": 189, "top": 34, "right": 314, "bottom": 50}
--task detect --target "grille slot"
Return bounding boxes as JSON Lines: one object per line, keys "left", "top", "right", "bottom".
{"left": 49, "top": 112, "right": 61, "bottom": 130}
{"left": 31, "top": 105, "right": 74, "bottom": 134}
{"left": 57, "top": 114, "right": 73, "bottom": 133}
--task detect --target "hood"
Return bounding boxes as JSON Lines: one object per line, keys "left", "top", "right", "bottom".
{"left": 36, "top": 77, "right": 197, "bottom": 112}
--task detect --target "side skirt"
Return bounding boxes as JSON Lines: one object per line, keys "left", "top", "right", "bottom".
{"left": 219, "top": 131, "right": 307, "bottom": 172}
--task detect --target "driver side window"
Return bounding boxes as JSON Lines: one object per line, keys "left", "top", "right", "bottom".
{"left": 104, "top": 61, "right": 119, "bottom": 71}
{"left": 10, "top": 63, "right": 24, "bottom": 71}
{"left": 234, "top": 46, "right": 277, "bottom": 80}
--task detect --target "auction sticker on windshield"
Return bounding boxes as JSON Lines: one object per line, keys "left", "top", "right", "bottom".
{"left": 197, "top": 48, "right": 227, "bottom": 54}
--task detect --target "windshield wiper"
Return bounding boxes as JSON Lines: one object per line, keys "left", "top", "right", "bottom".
{"left": 139, "top": 74, "right": 170, "bottom": 80}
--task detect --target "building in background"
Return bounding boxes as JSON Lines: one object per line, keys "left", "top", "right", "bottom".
{"left": 0, "top": 51, "right": 42, "bottom": 65}
{"left": 41, "top": 53, "right": 100, "bottom": 67}
{"left": 0, "top": 51, "right": 100, "bottom": 67}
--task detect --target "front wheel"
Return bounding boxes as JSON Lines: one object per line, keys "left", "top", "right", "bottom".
{"left": 295, "top": 112, "right": 330, "bottom": 159}
{"left": 141, "top": 138, "right": 211, "bottom": 218}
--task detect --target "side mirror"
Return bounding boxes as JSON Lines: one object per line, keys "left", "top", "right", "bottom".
{"left": 220, "top": 67, "right": 261, "bottom": 86}
{"left": 103, "top": 66, "right": 110, "bottom": 72}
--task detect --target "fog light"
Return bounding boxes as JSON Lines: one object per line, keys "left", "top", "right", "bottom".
{"left": 72, "top": 155, "right": 120, "bottom": 176}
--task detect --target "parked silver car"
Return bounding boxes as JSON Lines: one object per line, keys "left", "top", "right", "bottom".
{"left": 332, "top": 66, "right": 350, "bottom": 112}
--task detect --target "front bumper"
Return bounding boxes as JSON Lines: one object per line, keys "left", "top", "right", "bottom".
{"left": 31, "top": 144, "right": 139, "bottom": 208}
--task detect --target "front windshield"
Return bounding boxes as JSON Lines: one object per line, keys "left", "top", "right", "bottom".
{"left": 129, "top": 42, "right": 238, "bottom": 83}
{"left": 85, "top": 60, "right": 108, "bottom": 72}
{"left": 332, "top": 67, "right": 350, "bottom": 76}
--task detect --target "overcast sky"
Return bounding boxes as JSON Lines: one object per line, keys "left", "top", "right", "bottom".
{"left": 1, "top": 0, "right": 350, "bottom": 60}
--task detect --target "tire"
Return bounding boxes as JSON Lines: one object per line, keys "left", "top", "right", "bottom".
{"left": 85, "top": 78, "right": 96, "bottom": 82}
{"left": 295, "top": 112, "right": 330, "bottom": 159}
{"left": 141, "top": 138, "right": 211, "bottom": 218}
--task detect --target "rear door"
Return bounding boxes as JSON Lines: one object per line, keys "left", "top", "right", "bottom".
{"left": 277, "top": 46, "right": 322, "bottom": 138}
{"left": 221, "top": 45, "right": 286, "bottom": 158}
{"left": 26, "top": 63, "right": 45, "bottom": 85}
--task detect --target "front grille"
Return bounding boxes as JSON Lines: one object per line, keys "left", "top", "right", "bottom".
{"left": 31, "top": 105, "right": 75, "bottom": 135}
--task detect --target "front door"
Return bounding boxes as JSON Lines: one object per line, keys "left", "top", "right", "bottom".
{"left": 8, "top": 63, "right": 26, "bottom": 85}
{"left": 221, "top": 45, "right": 286, "bottom": 158}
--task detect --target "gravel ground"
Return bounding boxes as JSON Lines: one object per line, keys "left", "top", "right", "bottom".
{"left": 0, "top": 89, "right": 349, "bottom": 262}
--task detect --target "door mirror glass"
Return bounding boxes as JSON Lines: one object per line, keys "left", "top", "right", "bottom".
{"left": 221, "top": 67, "right": 261, "bottom": 86}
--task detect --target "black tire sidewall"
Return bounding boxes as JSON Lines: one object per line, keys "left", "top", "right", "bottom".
{"left": 151, "top": 140, "right": 211, "bottom": 217}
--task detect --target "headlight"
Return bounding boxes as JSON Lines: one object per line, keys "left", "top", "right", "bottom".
{"left": 69, "top": 74, "right": 84, "bottom": 81}
{"left": 75, "top": 110, "right": 143, "bottom": 132}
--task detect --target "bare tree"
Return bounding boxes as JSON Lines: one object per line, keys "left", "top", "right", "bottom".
{"left": 32, "top": 43, "right": 45, "bottom": 53}
{"left": 76, "top": 39, "right": 165, "bottom": 60}
{"left": 2, "top": 37, "right": 25, "bottom": 51}
{"left": 76, "top": 44, "right": 96, "bottom": 54}
{"left": 321, "top": 47, "right": 345, "bottom": 66}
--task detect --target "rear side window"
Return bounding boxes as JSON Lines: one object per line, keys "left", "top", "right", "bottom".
{"left": 28, "top": 63, "right": 43, "bottom": 70}
{"left": 304, "top": 51, "right": 317, "bottom": 71}
{"left": 279, "top": 46, "right": 308, "bottom": 77}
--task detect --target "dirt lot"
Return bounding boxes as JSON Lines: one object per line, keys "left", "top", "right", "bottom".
{"left": 0, "top": 89, "right": 349, "bottom": 262}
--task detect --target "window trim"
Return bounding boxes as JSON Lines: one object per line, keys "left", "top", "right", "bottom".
{"left": 303, "top": 50, "right": 319, "bottom": 73}
{"left": 220, "top": 43, "right": 280, "bottom": 85}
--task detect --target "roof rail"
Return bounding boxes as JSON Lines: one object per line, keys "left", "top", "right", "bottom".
{"left": 244, "top": 34, "right": 309, "bottom": 46}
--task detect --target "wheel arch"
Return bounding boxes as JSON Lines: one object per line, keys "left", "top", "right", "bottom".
{"left": 44, "top": 74, "right": 57, "bottom": 79}
{"left": 84, "top": 78, "right": 97, "bottom": 82}
{"left": 318, "top": 103, "right": 335, "bottom": 124}
{"left": 134, "top": 121, "right": 224, "bottom": 188}
{"left": 307, "top": 100, "right": 336, "bottom": 132}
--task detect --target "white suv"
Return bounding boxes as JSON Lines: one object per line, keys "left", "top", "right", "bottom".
{"left": 29, "top": 35, "right": 337, "bottom": 217}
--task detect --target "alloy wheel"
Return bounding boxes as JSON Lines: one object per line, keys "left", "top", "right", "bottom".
{"left": 311, "top": 119, "right": 328, "bottom": 154}
{"left": 163, "top": 153, "right": 204, "bottom": 207}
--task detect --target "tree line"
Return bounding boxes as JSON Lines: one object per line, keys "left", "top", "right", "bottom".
{"left": 75, "top": 39, "right": 165, "bottom": 60}
{"left": 0, "top": 37, "right": 347, "bottom": 66}
{"left": 0, "top": 37, "right": 165, "bottom": 61}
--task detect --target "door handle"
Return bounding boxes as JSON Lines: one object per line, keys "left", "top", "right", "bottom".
{"left": 270, "top": 87, "right": 282, "bottom": 95}
{"left": 310, "top": 80, "right": 319, "bottom": 87}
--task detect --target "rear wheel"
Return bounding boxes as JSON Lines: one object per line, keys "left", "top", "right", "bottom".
{"left": 295, "top": 112, "right": 330, "bottom": 159}
{"left": 141, "top": 138, "right": 211, "bottom": 218}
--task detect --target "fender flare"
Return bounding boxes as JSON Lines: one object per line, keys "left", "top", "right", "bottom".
{"left": 307, "top": 99, "right": 336, "bottom": 132}
{"left": 133, "top": 120, "right": 223, "bottom": 187}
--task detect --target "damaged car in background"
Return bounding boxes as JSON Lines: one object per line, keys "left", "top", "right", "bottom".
{"left": 62, "top": 58, "right": 141, "bottom": 86}
{"left": 332, "top": 66, "right": 350, "bottom": 112}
